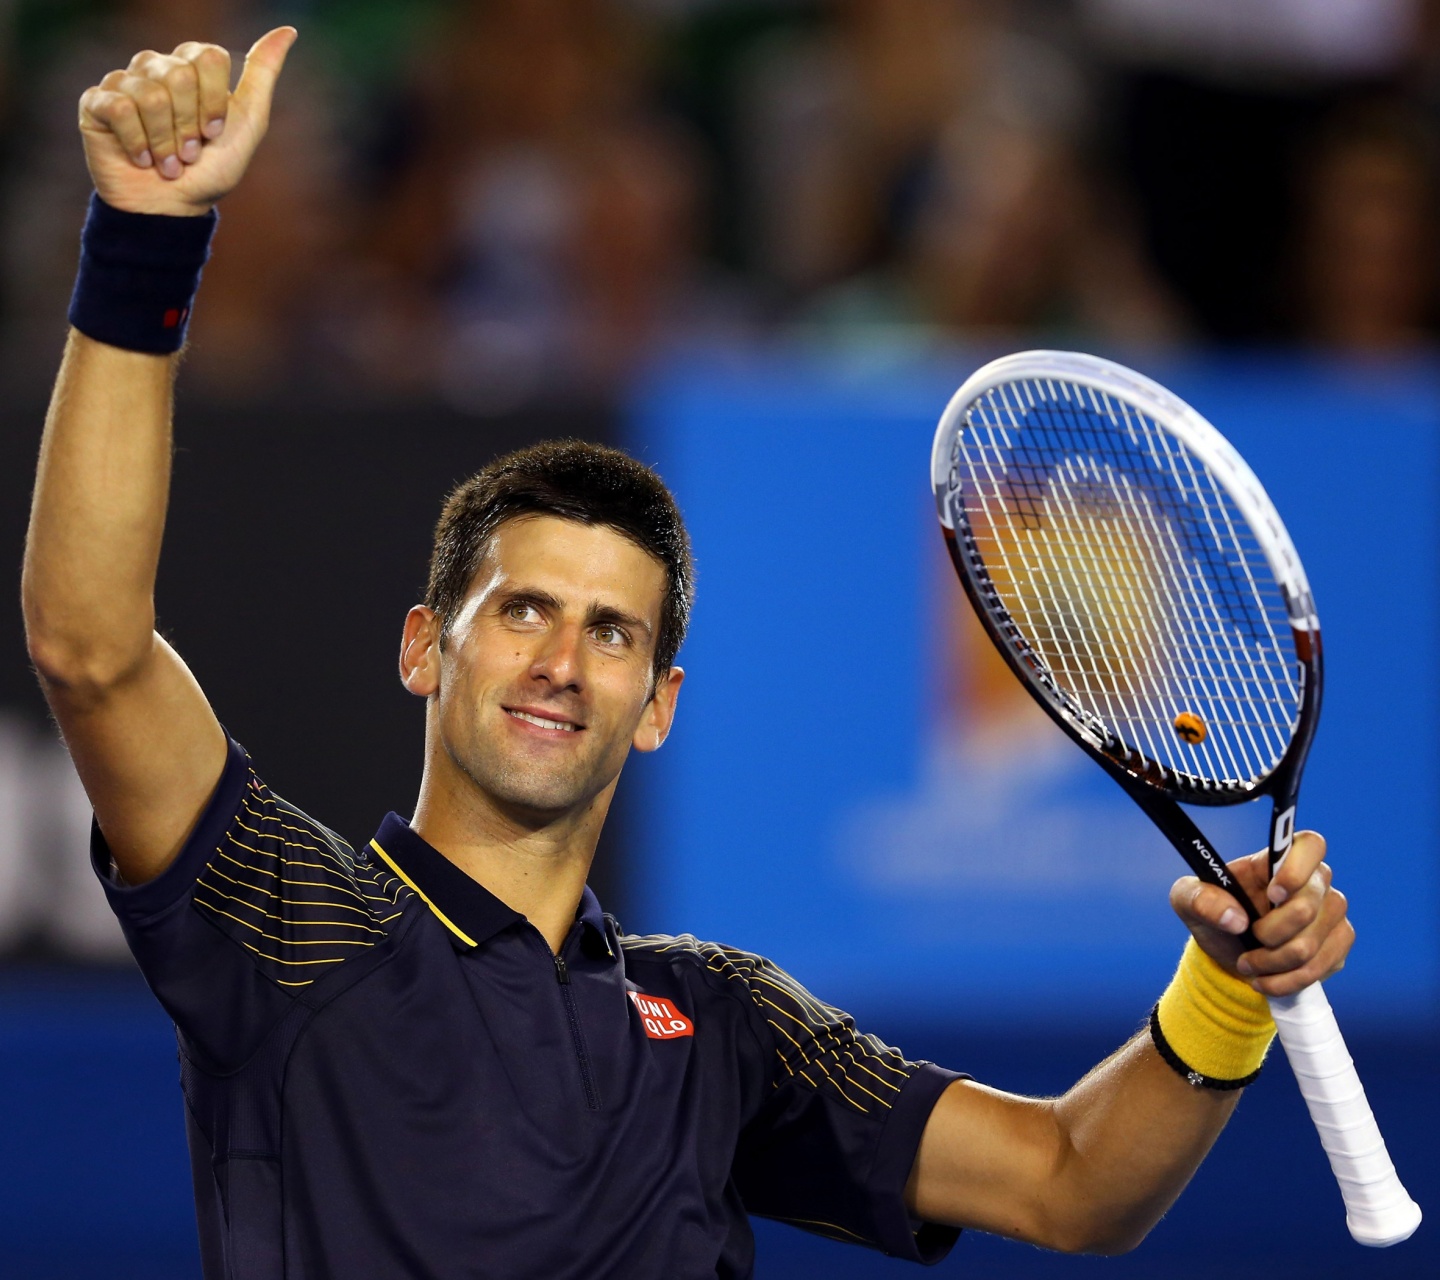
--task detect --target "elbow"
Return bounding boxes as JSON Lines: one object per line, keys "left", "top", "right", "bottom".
{"left": 23, "top": 578, "right": 156, "bottom": 695}
{"left": 1043, "top": 1209, "right": 1152, "bottom": 1257}
{"left": 1036, "top": 1109, "right": 1165, "bottom": 1256}
{"left": 1037, "top": 1136, "right": 1156, "bottom": 1255}
{"left": 25, "top": 628, "right": 151, "bottom": 698}
{"left": 1068, "top": 1225, "right": 1149, "bottom": 1257}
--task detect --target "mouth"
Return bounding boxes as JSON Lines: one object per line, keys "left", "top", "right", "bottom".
{"left": 504, "top": 707, "right": 583, "bottom": 734}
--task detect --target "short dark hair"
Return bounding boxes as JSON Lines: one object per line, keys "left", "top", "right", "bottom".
{"left": 425, "top": 440, "right": 694, "bottom": 674}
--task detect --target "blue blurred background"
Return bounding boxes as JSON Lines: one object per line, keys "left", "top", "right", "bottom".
{"left": 1, "top": 1, "right": 1439, "bottom": 1276}
{"left": 630, "top": 350, "right": 1440, "bottom": 1027}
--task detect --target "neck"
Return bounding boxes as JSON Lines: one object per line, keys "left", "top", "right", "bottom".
{"left": 410, "top": 747, "right": 612, "bottom": 955}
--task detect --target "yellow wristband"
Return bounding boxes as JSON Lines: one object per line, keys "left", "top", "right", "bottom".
{"left": 1153, "top": 938, "right": 1275, "bottom": 1088}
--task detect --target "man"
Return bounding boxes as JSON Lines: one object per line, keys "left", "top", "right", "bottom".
{"left": 22, "top": 27, "right": 1354, "bottom": 1280}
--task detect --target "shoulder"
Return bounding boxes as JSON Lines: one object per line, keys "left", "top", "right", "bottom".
{"left": 620, "top": 933, "right": 779, "bottom": 1019}
{"left": 193, "top": 755, "right": 414, "bottom": 989}
{"left": 621, "top": 931, "right": 926, "bottom": 1114}
{"left": 619, "top": 931, "right": 769, "bottom": 990}
{"left": 621, "top": 932, "right": 797, "bottom": 992}
{"left": 228, "top": 768, "right": 359, "bottom": 874}
{"left": 619, "top": 932, "right": 850, "bottom": 1036}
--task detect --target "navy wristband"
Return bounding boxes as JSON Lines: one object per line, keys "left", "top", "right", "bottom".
{"left": 67, "top": 193, "right": 217, "bottom": 354}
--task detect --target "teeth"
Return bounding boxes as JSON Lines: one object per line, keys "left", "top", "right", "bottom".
{"left": 508, "top": 709, "right": 578, "bottom": 732}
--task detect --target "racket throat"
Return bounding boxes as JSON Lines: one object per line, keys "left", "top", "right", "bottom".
{"left": 1126, "top": 784, "right": 1263, "bottom": 934}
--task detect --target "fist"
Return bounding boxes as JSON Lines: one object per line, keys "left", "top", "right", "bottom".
{"left": 1169, "top": 830, "right": 1354, "bottom": 997}
{"left": 77, "top": 27, "right": 297, "bottom": 217}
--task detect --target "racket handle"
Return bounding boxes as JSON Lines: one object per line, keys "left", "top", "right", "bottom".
{"left": 1268, "top": 983, "right": 1421, "bottom": 1246}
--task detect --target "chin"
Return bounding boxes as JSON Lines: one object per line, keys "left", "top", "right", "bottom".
{"left": 445, "top": 730, "right": 623, "bottom": 818}
{"left": 490, "top": 776, "right": 592, "bottom": 815}
{"left": 475, "top": 754, "right": 609, "bottom": 817}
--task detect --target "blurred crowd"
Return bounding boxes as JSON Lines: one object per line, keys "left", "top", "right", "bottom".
{"left": 0, "top": 0, "right": 1436, "bottom": 408}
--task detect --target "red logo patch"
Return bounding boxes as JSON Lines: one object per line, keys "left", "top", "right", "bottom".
{"left": 629, "top": 991, "right": 694, "bottom": 1039}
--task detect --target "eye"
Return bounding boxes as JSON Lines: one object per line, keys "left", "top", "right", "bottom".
{"left": 593, "top": 623, "right": 628, "bottom": 647}
{"left": 505, "top": 601, "right": 539, "bottom": 623}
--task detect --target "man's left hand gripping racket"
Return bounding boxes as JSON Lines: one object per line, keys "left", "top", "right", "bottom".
{"left": 931, "top": 350, "right": 1421, "bottom": 1247}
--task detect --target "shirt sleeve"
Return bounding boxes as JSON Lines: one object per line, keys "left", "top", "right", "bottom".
{"left": 708, "top": 945, "right": 965, "bottom": 1264}
{"left": 92, "top": 736, "right": 410, "bottom": 1070}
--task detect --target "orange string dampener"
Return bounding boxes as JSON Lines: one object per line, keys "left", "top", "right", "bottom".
{"left": 1173, "top": 711, "right": 1207, "bottom": 744}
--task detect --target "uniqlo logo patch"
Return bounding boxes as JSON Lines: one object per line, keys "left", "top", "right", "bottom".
{"left": 629, "top": 991, "right": 694, "bottom": 1039}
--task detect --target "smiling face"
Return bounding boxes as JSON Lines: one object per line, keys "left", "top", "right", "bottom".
{"left": 402, "top": 515, "right": 683, "bottom": 823}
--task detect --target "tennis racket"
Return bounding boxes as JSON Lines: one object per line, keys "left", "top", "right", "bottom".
{"left": 929, "top": 350, "right": 1420, "bottom": 1248}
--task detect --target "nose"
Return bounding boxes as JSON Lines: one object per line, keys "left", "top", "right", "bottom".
{"left": 528, "top": 620, "right": 584, "bottom": 692}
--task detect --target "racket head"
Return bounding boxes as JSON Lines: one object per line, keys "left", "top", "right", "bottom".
{"left": 931, "top": 351, "right": 1321, "bottom": 805}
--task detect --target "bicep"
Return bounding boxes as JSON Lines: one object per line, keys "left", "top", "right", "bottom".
{"left": 43, "top": 631, "right": 226, "bottom": 885}
{"left": 906, "top": 1078, "right": 1071, "bottom": 1246}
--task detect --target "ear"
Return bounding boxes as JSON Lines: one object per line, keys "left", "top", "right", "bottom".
{"left": 400, "top": 606, "right": 442, "bottom": 697}
{"left": 633, "top": 666, "right": 685, "bottom": 753}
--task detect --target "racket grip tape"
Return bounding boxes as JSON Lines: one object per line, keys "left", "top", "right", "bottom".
{"left": 1268, "top": 983, "right": 1422, "bottom": 1246}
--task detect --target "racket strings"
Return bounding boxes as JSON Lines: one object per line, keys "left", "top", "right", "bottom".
{"left": 953, "top": 377, "right": 1299, "bottom": 789}
{"left": 984, "top": 427, "right": 1290, "bottom": 784}
{"left": 987, "top": 383, "right": 1295, "bottom": 782}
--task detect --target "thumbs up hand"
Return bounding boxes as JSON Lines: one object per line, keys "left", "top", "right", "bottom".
{"left": 77, "top": 27, "right": 298, "bottom": 217}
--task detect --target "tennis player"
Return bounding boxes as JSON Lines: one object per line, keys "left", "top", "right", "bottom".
{"left": 22, "top": 28, "right": 1356, "bottom": 1279}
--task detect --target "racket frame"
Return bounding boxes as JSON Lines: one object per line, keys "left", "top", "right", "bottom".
{"left": 931, "top": 351, "right": 1323, "bottom": 920}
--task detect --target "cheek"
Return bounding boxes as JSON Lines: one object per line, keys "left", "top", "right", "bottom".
{"left": 598, "top": 672, "right": 654, "bottom": 731}
{"left": 449, "top": 627, "right": 529, "bottom": 686}
{"left": 436, "top": 651, "right": 488, "bottom": 718}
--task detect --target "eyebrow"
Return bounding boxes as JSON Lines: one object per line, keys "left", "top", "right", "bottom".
{"left": 502, "top": 586, "right": 653, "bottom": 638}
{"left": 588, "top": 604, "right": 653, "bottom": 637}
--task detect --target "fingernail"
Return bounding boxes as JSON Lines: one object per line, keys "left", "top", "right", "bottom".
{"left": 1219, "top": 908, "right": 1246, "bottom": 934}
{"left": 136, "top": 149, "right": 153, "bottom": 168}
{"left": 160, "top": 155, "right": 182, "bottom": 179}
{"left": 1268, "top": 883, "right": 1289, "bottom": 906}
{"left": 1237, "top": 956, "right": 1255, "bottom": 975}
{"left": 204, "top": 117, "right": 225, "bottom": 139}
{"left": 180, "top": 137, "right": 201, "bottom": 163}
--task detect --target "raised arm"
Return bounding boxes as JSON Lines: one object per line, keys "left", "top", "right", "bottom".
{"left": 906, "top": 832, "right": 1353, "bottom": 1252}
{"left": 22, "top": 29, "right": 295, "bottom": 885}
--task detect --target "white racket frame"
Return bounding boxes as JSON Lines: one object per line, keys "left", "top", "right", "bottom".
{"left": 930, "top": 350, "right": 1420, "bottom": 1248}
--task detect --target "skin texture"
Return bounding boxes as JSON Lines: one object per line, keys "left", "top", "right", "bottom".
{"left": 23, "top": 28, "right": 1356, "bottom": 1257}
{"left": 399, "top": 515, "right": 683, "bottom": 949}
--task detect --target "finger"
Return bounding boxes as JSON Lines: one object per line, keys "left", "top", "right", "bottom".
{"left": 117, "top": 73, "right": 180, "bottom": 177}
{"left": 174, "top": 42, "right": 232, "bottom": 139}
{"left": 1252, "top": 865, "right": 1331, "bottom": 949}
{"left": 1170, "top": 875, "right": 1251, "bottom": 937}
{"left": 124, "top": 47, "right": 159, "bottom": 75}
{"left": 1267, "top": 829, "right": 1326, "bottom": 906}
{"left": 1241, "top": 886, "right": 1348, "bottom": 977}
{"left": 1225, "top": 850, "right": 1273, "bottom": 916}
{"left": 80, "top": 86, "right": 154, "bottom": 167}
{"left": 233, "top": 27, "right": 298, "bottom": 125}
{"left": 1248, "top": 917, "right": 1355, "bottom": 998}
{"left": 159, "top": 58, "right": 202, "bottom": 166}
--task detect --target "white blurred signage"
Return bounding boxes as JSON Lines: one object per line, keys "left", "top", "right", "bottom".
{"left": 1084, "top": 0, "right": 1418, "bottom": 76}
{"left": 0, "top": 715, "right": 129, "bottom": 961}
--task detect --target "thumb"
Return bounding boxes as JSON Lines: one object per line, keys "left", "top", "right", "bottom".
{"left": 233, "top": 26, "right": 298, "bottom": 122}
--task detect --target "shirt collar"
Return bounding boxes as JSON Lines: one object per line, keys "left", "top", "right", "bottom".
{"left": 369, "top": 813, "right": 608, "bottom": 953}
{"left": 575, "top": 883, "right": 608, "bottom": 948}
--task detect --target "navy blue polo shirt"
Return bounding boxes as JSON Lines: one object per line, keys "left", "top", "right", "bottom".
{"left": 95, "top": 738, "right": 963, "bottom": 1278}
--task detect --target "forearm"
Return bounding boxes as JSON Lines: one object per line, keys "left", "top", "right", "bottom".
{"left": 907, "top": 1041, "right": 1238, "bottom": 1254}
{"left": 909, "top": 941, "right": 1277, "bottom": 1252}
{"left": 23, "top": 331, "right": 176, "bottom": 690}
{"left": 1046, "top": 1031, "right": 1238, "bottom": 1253}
